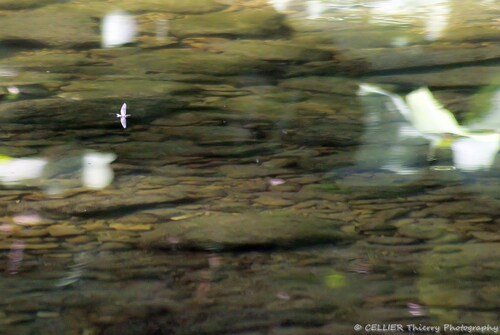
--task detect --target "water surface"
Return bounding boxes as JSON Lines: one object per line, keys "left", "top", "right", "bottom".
{"left": 0, "top": 1, "right": 499, "bottom": 334}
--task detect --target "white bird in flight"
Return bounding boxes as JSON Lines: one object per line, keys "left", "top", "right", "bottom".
{"left": 116, "top": 103, "right": 130, "bottom": 128}
{"left": 357, "top": 83, "right": 500, "bottom": 172}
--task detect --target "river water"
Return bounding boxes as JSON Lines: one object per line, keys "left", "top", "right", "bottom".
{"left": 0, "top": 1, "right": 499, "bottom": 334}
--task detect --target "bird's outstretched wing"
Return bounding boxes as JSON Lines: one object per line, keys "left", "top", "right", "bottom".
{"left": 405, "top": 88, "right": 465, "bottom": 136}
{"left": 356, "top": 85, "right": 431, "bottom": 175}
{"left": 120, "top": 103, "right": 127, "bottom": 117}
{"left": 120, "top": 117, "right": 127, "bottom": 129}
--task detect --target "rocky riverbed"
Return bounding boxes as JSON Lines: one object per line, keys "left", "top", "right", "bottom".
{"left": 0, "top": 0, "right": 499, "bottom": 334}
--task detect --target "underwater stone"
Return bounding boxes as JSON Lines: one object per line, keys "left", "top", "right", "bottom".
{"left": 170, "top": 9, "right": 288, "bottom": 38}
{"left": 0, "top": 50, "right": 93, "bottom": 70}
{"left": 398, "top": 223, "right": 446, "bottom": 240}
{"left": 365, "top": 65, "right": 500, "bottom": 87}
{"left": 139, "top": 211, "right": 350, "bottom": 250}
{"left": 0, "top": 6, "right": 99, "bottom": 48}
{"left": 115, "top": 49, "right": 272, "bottom": 75}
{"left": 47, "top": 224, "right": 84, "bottom": 237}
{"left": 253, "top": 194, "right": 295, "bottom": 207}
{"left": 0, "top": 0, "right": 59, "bottom": 10}
{"left": 218, "top": 164, "right": 289, "bottom": 179}
{"left": 185, "top": 38, "right": 333, "bottom": 62}
{"left": 279, "top": 76, "right": 360, "bottom": 95}
{"left": 118, "top": 0, "right": 226, "bottom": 14}
{"left": 348, "top": 43, "right": 500, "bottom": 72}
{"left": 6, "top": 186, "right": 191, "bottom": 216}
{"left": 59, "top": 79, "right": 195, "bottom": 100}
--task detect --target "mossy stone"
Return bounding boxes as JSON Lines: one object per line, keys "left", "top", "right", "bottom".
{"left": 170, "top": 9, "right": 288, "bottom": 38}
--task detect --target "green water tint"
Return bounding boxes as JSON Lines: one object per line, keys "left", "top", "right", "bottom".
{"left": 0, "top": 0, "right": 499, "bottom": 334}
{"left": 324, "top": 272, "right": 347, "bottom": 289}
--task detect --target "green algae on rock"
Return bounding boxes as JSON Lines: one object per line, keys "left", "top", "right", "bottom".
{"left": 184, "top": 38, "right": 333, "bottom": 62}
{"left": 218, "top": 164, "right": 289, "bottom": 179}
{"left": 0, "top": 0, "right": 59, "bottom": 10}
{"left": 0, "top": 6, "right": 99, "bottom": 48}
{"left": 116, "top": 0, "right": 226, "bottom": 14}
{"left": 365, "top": 65, "right": 500, "bottom": 87}
{"left": 348, "top": 43, "right": 500, "bottom": 72}
{"left": 170, "top": 9, "right": 288, "bottom": 38}
{"left": 114, "top": 140, "right": 205, "bottom": 160}
{"left": 140, "top": 211, "right": 350, "bottom": 250}
{"left": 418, "top": 243, "right": 500, "bottom": 323}
{"left": 279, "top": 76, "right": 360, "bottom": 96}
{"left": 6, "top": 184, "right": 192, "bottom": 216}
{"left": 222, "top": 95, "right": 296, "bottom": 119}
{"left": 59, "top": 79, "right": 196, "bottom": 100}
{"left": 0, "top": 50, "right": 95, "bottom": 70}
{"left": 115, "top": 49, "right": 273, "bottom": 75}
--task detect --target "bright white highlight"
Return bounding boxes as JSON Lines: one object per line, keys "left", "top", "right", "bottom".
{"left": 82, "top": 152, "right": 117, "bottom": 189}
{"left": 102, "top": 11, "right": 136, "bottom": 48}
{"left": 0, "top": 158, "right": 47, "bottom": 185}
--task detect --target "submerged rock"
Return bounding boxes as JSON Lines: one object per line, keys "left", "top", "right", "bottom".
{"left": 253, "top": 194, "right": 295, "bottom": 207}
{"left": 365, "top": 65, "right": 500, "bottom": 87}
{"left": 59, "top": 79, "right": 195, "bottom": 100}
{"left": 184, "top": 38, "right": 333, "bottom": 62}
{"left": 165, "top": 125, "right": 253, "bottom": 144}
{"left": 47, "top": 224, "right": 85, "bottom": 237}
{"left": 6, "top": 185, "right": 191, "bottom": 216}
{"left": 398, "top": 222, "right": 446, "bottom": 240}
{"left": 170, "top": 8, "right": 288, "bottom": 38}
{"left": 114, "top": 140, "right": 204, "bottom": 160}
{"left": 115, "top": 49, "right": 272, "bottom": 76}
{"left": 279, "top": 76, "right": 360, "bottom": 95}
{"left": 118, "top": 0, "right": 226, "bottom": 14}
{"left": 418, "top": 243, "right": 499, "bottom": 323}
{"left": 218, "top": 164, "right": 289, "bottom": 178}
{"left": 349, "top": 43, "right": 500, "bottom": 72}
{"left": 0, "top": 72, "right": 71, "bottom": 93}
{"left": 0, "top": 50, "right": 94, "bottom": 70}
{"left": 139, "top": 211, "right": 350, "bottom": 250}
{"left": 0, "top": 6, "right": 99, "bottom": 48}
{"left": 0, "top": 0, "right": 59, "bottom": 10}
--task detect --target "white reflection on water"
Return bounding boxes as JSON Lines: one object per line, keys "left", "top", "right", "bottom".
{"left": 14, "top": 213, "right": 42, "bottom": 226}
{"left": 270, "top": 0, "right": 292, "bottom": 12}
{"left": 407, "top": 302, "right": 426, "bottom": 316}
{"left": 0, "top": 68, "right": 17, "bottom": 77}
{"left": 7, "top": 86, "right": 19, "bottom": 95}
{"left": 82, "top": 152, "right": 117, "bottom": 189}
{"left": 156, "top": 19, "right": 169, "bottom": 40}
{"left": 101, "top": 10, "right": 136, "bottom": 48}
{"left": 6, "top": 240, "right": 24, "bottom": 275}
{"left": 55, "top": 252, "right": 88, "bottom": 288}
{"left": 367, "top": 0, "right": 451, "bottom": 41}
{"left": 424, "top": 1, "right": 450, "bottom": 41}
{"left": 0, "top": 151, "right": 116, "bottom": 190}
{"left": 0, "top": 156, "right": 48, "bottom": 185}
{"left": 307, "top": 0, "right": 325, "bottom": 19}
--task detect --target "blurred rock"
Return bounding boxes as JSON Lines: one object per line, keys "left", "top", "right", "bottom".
{"left": 115, "top": 48, "right": 273, "bottom": 75}
{"left": 140, "top": 211, "right": 350, "bottom": 250}
{"left": 0, "top": 6, "right": 99, "bottom": 48}
{"left": 365, "top": 65, "right": 500, "bottom": 87}
{"left": 170, "top": 8, "right": 288, "bottom": 38}
{"left": 185, "top": 38, "right": 333, "bottom": 62}
{"left": 59, "top": 79, "right": 195, "bottom": 100}
{"left": 349, "top": 43, "right": 500, "bottom": 72}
